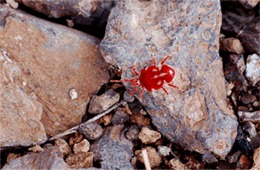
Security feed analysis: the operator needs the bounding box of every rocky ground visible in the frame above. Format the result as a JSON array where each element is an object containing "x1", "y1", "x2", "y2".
[{"x1": 0, "y1": 0, "x2": 259, "y2": 169}]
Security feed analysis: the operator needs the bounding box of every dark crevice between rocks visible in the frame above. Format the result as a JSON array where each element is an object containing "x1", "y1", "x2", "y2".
[{"x1": 16, "y1": 3, "x2": 108, "y2": 39}]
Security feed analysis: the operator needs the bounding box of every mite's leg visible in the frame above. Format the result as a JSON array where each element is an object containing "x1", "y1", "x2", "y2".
[
  {"x1": 110, "y1": 78, "x2": 137, "y2": 83},
  {"x1": 161, "y1": 86, "x2": 169, "y2": 95},
  {"x1": 139, "y1": 88, "x2": 144, "y2": 99},
  {"x1": 168, "y1": 83, "x2": 178, "y2": 89},
  {"x1": 132, "y1": 64, "x2": 139, "y2": 75},
  {"x1": 161, "y1": 55, "x2": 171, "y2": 65},
  {"x1": 129, "y1": 87, "x2": 139, "y2": 96}
]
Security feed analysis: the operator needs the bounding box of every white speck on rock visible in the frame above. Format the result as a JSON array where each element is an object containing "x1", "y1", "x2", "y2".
[
  {"x1": 22, "y1": 82, "x2": 27, "y2": 86},
  {"x1": 69, "y1": 89, "x2": 78, "y2": 100},
  {"x1": 246, "y1": 54, "x2": 260, "y2": 85}
]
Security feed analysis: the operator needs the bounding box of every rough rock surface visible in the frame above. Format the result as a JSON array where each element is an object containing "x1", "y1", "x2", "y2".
[
  {"x1": 91, "y1": 125, "x2": 134, "y2": 170},
  {"x1": 0, "y1": 5, "x2": 109, "y2": 141},
  {"x1": 100, "y1": 0, "x2": 238, "y2": 157},
  {"x1": 252, "y1": 147, "x2": 260, "y2": 170},
  {"x1": 2, "y1": 146, "x2": 70, "y2": 170},
  {"x1": 245, "y1": 54, "x2": 260, "y2": 85}
]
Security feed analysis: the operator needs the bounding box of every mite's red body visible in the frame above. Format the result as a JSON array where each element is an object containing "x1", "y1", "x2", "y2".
[{"x1": 112, "y1": 55, "x2": 178, "y2": 98}]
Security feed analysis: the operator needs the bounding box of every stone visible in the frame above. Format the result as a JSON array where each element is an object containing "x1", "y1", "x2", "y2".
[
  {"x1": 252, "y1": 147, "x2": 260, "y2": 170},
  {"x1": 245, "y1": 54, "x2": 260, "y2": 85},
  {"x1": 130, "y1": 112, "x2": 151, "y2": 127},
  {"x1": 135, "y1": 147, "x2": 162, "y2": 168},
  {"x1": 138, "y1": 127, "x2": 161, "y2": 144},
  {"x1": 100, "y1": 0, "x2": 238, "y2": 157},
  {"x1": 65, "y1": 152, "x2": 94, "y2": 169},
  {"x1": 112, "y1": 110, "x2": 129, "y2": 125},
  {"x1": 220, "y1": 38, "x2": 244, "y2": 54},
  {"x1": 126, "y1": 125, "x2": 140, "y2": 141},
  {"x1": 73, "y1": 139, "x2": 90, "y2": 154},
  {"x1": 0, "y1": 49, "x2": 47, "y2": 147},
  {"x1": 0, "y1": 5, "x2": 109, "y2": 139},
  {"x1": 2, "y1": 146, "x2": 70, "y2": 170},
  {"x1": 97, "y1": 114, "x2": 112, "y2": 126},
  {"x1": 238, "y1": 111, "x2": 260, "y2": 124},
  {"x1": 228, "y1": 151, "x2": 242, "y2": 164},
  {"x1": 78, "y1": 122, "x2": 103, "y2": 140},
  {"x1": 240, "y1": 94, "x2": 257, "y2": 104},
  {"x1": 15, "y1": 0, "x2": 115, "y2": 37},
  {"x1": 88, "y1": 89, "x2": 120, "y2": 114},
  {"x1": 91, "y1": 125, "x2": 134, "y2": 170},
  {"x1": 28, "y1": 145, "x2": 44, "y2": 153},
  {"x1": 201, "y1": 153, "x2": 218, "y2": 164},
  {"x1": 243, "y1": 122, "x2": 260, "y2": 149},
  {"x1": 236, "y1": 155, "x2": 252, "y2": 169},
  {"x1": 236, "y1": 126, "x2": 254, "y2": 156},
  {"x1": 69, "y1": 132, "x2": 84, "y2": 147},
  {"x1": 223, "y1": 54, "x2": 247, "y2": 93},
  {"x1": 158, "y1": 146, "x2": 171, "y2": 157},
  {"x1": 239, "y1": 0, "x2": 260, "y2": 9},
  {"x1": 54, "y1": 138, "x2": 72, "y2": 157},
  {"x1": 168, "y1": 158, "x2": 188, "y2": 170},
  {"x1": 238, "y1": 18, "x2": 260, "y2": 55}
]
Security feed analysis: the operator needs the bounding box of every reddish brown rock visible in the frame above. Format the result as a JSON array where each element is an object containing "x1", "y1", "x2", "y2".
[
  {"x1": 0, "y1": 5, "x2": 109, "y2": 143},
  {"x1": 236, "y1": 155, "x2": 252, "y2": 169},
  {"x1": 2, "y1": 146, "x2": 70, "y2": 170},
  {"x1": 73, "y1": 139, "x2": 90, "y2": 154},
  {"x1": 54, "y1": 138, "x2": 72, "y2": 157},
  {"x1": 135, "y1": 147, "x2": 162, "y2": 168},
  {"x1": 65, "y1": 152, "x2": 94, "y2": 169},
  {"x1": 220, "y1": 38, "x2": 244, "y2": 54},
  {"x1": 252, "y1": 147, "x2": 260, "y2": 170},
  {"x1": 100, "y1": 0, "x2": 238, "y2": 157},
  {"x1": 138, "y1": 127, "x2": 161, "y2": 144}
]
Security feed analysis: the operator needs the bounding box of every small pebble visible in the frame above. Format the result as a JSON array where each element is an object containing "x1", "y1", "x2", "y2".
[
  {"x1": 168, "y1": 158, "x2": 188, "y2": 170},
  {"x1": 69, "y1": 132, "x2": 84, "y2": 147},
  {"x1": 240, "y1": 94, "x2": 257, "y2": 104},
  {"x1": 245, "y1": 54, "x2": 260, "y2": 86},
  {"x1": 88, "y1": 89, "x2": 120, "y2": 114},
  {"x1": 158, "y1": 146, "x2": 171, "y2": 156},
  {"x1": 28, "y1": 145, "x2": 44, "y2": 153},
  {"x1": 54, "y1": 138, "x2": 72, "y2": 156},
  {"x1": 69, "y1": 89, "x2": 78, "y2": 100},
  {"x1": 66, "y1": 152, "x2": 94, "y2": 169},
  {"x1": 138, "y1": 127, "x2": 161, "y2": 144},
  {"x1": 97, "y1": 114, "x2": 112, "y2": 125},
  {"x1": 112, "y1": 110, "x2": 129, "y2": 125},
  {"x1": 238, "y1": 110, "x2": 260, "y2": 123},
  {"x1": 130, "y1": 112, "x2": 151, "y2": 126},
  {"x1": 220, "y1": 37, "x2": 244, "y2": 54},
  {"x1": 73, "y1": 139, "x2": 90, "y2": 154},
  {"x1": 78, "y1": 122, "x2": 103, "y2": 140},
  {"x1": 126, "y1": 125, "x2": 140, "y2": 141},
  {"x1": 135, "y1": 146, "x2": 162, "y2": 168}
]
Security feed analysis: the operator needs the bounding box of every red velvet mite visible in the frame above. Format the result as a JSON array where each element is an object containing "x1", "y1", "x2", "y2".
[{"x1": 111, "y1": 55, "x2": 178, "y2": 98}]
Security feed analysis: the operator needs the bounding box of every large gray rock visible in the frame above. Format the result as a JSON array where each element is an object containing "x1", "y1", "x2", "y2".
[
  {"x1": 100, "y1": 0, "x2": 238, "y2": 157},
  {"x1": 0, "y1": 5, "x2": 109, "y2": 147}
]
